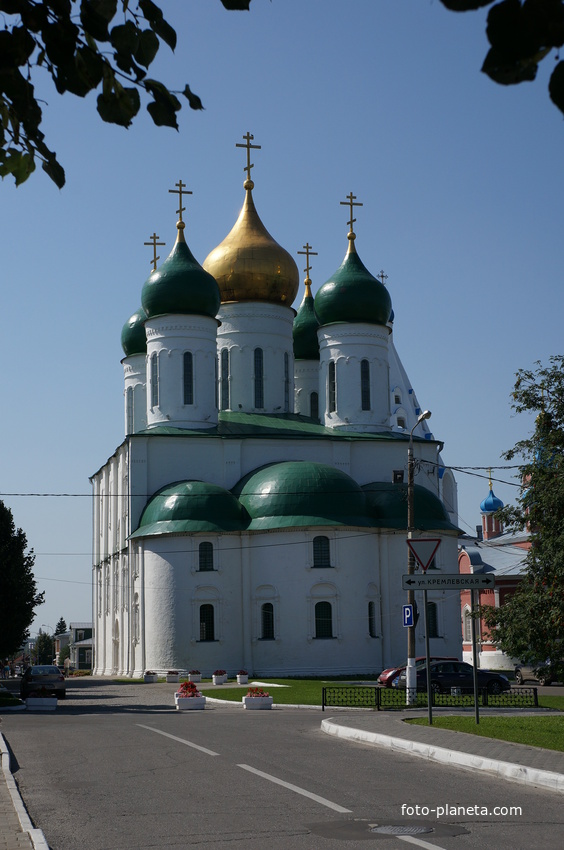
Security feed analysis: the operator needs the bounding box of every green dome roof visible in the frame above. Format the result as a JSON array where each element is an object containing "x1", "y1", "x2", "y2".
[
  {"x1": 131, "y1": 480, "x2": 248, "y2": 537},
  {"x1": 233, "y1": 461, "x2": 372, "y2": 530},
  {"x1": 141, "y1": 226, "x2": 221, "y2": 320},
  {"x1": 362, "y1": 482, "x2": 460, "y2": 532},
  {"x1": 314, "y1": 241, "x2": 392, "y2": 327},
  {"x1": 293, "y1": 284, "x2": 320, "y2": 360},
  {"x1": 121, "y1": 307, "x2": 147, "y2": 356}
]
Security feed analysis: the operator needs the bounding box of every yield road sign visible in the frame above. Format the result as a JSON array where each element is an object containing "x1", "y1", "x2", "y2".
[
  {"x1": 402, "y1": 573, "x2": 496, "y2": 591},
  {"x1": 407, "y1": 538, "x2": 441, "y2": 572}
]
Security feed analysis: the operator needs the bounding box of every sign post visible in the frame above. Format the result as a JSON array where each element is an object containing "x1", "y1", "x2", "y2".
[{"x1": 405, "y1": 538, "x2": 441, "y2": 724}]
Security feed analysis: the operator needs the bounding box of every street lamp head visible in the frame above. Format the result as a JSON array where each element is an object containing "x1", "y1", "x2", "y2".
[{"x1": 418, "y1": 410, "x2": 432, "y2": 424}]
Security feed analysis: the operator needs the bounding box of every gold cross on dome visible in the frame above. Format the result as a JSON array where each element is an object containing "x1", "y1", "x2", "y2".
[
  {"x1": 236, "y1": 131, "x2": 261, "y2": 185},
  {"x1": 377, "y1": 269, "x2": 388, "y2": 285},
  {"x1": 144, "y1": 232, "x2": 166, "y2": 271},
  {"x1": 168, "y1": 179, "x2": 192, "y2": 223},
  {"x1": 340, "y1": 191, "x2": 363, "y2": 235},
  {"x1": 297, "y1": 242, "x2": 318, "y2": 284}
]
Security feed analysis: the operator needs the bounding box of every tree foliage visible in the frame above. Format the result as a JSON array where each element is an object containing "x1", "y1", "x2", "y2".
[
  {"x1": 36, "y1": 630, "x2": 54, "y2": 663},
  {"x1": 0, "y1": 500, "x2": 44, "y2": 658},
  {"x1": 0, "y1": 0, "x2": 251, "y2": 188},
  {"x1": 441, "y1": 1, "x2": 564, "y2": 117},
  {"x1": 55, "y1": 616, "x2": 67, "y2": 634},
  {"x1": 482, "y1": 356, "x2": 564, "y2": 671}
]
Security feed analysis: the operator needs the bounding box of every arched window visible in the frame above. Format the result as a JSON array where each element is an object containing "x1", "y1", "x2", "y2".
[
  {"x1": 315, "y1": 601, "x2": 333, "y2": 638},
  {"x1": 368, "y1": 601, "x2": 377, "y2": 638},
  {"x1": 254, "y1": 348, "x2": 264, "y2": 408},
  {"x1": 150, "y1": 352, "x2": 158, "y2": 407},
  {"x1": 126, "y1": 387, "x2": 134, "y2": 434},
  {"x1": 328, "y1": 361, "x2": 336, "y2": 412},
  {"x1": 198, "y1": 542, "x2": 214, "y2": 571},
  {"x1": 261, "y1": 602, "x2": 274, "y2": 640},
  {"x1": 310, "y1": 391, "x2": 319, "y2": 422},
  {"x1": 463, "y1": 607, "x2": 473, "y2": 643},
  {"x1": 220, "y1": 348, "x2": 229, "y2": 410},
  {"x1": 284, "y1": 352, "x2": 290, "y2": 412},
  {"x1": 183, "y1": 352, "x2": 193, "y2": 405},
  {"x1": 313, "y1": 536, "x2": 331, "y2": 568},
  {"x1": 427, "y1": 601, "x2": 439, "y2": 638},
  {"x1": 199, "y1": 604, "x2": 215, "y2": 641},
  {"x1": 361, "y1": 359, "x2": 371, "y2": 410}
]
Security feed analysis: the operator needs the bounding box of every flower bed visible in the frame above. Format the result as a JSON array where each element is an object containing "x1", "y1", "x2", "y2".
[
  {"x1": 175, "y1": 680, "x2": 205, "y2": 710},
  {"x1": 242, "y1": 687, "x2": 273, "y2": 710}
]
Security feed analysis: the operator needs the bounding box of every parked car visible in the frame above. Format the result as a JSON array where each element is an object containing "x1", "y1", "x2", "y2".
[
  {"x1": 393, "y1": 660, "x2": 511, "y2": 695},
  {"x1": 377, "y1": 656, "x2": 458, "y2": 688},
  {"x1": 20, "y1": 665, "x2": 66, "y2": 699},
  {"x1": 514, "y1": 661, "x2": 561, "y2": 686}
]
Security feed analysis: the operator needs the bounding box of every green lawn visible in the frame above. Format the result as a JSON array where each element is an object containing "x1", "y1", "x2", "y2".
[
  {"x1": 199, "y1": 678, "x2": 327, "y2": 705},
  {"x1": 407, "y1": 713, "x2": 564, "y2": 752}
]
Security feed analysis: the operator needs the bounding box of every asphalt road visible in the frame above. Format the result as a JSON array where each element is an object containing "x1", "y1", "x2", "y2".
[{"x1": 1, "y1": 678, "x2": 563, "y2": 849}]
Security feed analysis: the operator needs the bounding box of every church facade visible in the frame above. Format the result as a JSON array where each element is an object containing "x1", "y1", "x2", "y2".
[{"x1": 91, "y1": 136, "x2": 461, "y2": 677}]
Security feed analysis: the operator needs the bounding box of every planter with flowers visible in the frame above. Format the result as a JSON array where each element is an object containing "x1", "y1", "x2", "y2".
[
  {"x1": 174, "y1": 680, "x2": 206, "y2": 710},
  {"x1": 242, "y1": 687, "x2": 273, "y2": 710},
  {"x1": 188, "y1": 670, "x2": 201, "y2": 683},
  {"x1": 212, "y1": 669, "x2": 227, "y2": 685},
  {"x1": 144, "y1": 671, "x2": 158, "y2": 683},
  {"x1": 166, "y1": 670, "x2": 180, "y2": 683},
  {"x1": 26, "y1": 687, "x2": 57, "y2": 710},
  {"x1": 236, "y1": 670, "x2": 249, "y2": 685}
]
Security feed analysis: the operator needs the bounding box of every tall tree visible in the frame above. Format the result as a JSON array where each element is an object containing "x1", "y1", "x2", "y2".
[
  {"x1": 441, "y1": 2, "x2": 564, "y2": 117},
  {"x1": 55, "y1": 617, "x2": 67, "y2": 634},
  {"x1": 0, "y1": 500, "x2": 44, "y2": 658},
  {"x1": 36, "y1": 630, "x2": 54, "y2": 664},
  {"x1": 482, "y1": 355, "x2": 564, "y2": 672},
  {"x1": 0, "y1": 0, "x2": 251, "y2": 188}
]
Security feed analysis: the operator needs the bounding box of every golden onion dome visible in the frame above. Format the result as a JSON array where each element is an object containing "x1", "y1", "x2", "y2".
[{"x1": 203, "y1": 184, "x2": 299, "y2": 305}]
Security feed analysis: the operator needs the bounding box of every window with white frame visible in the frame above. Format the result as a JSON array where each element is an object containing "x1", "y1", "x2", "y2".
[
  {"x1": 261, "y1": 602, "x2": 275, "y2": 640},
  {"x1": 183, "y1": 351, "x2": 193, "y2": 405},
  {"x1": 150, "y1": 352, "x2": 159, "y2": 407},
  {"x1": 198, "y1": 542, "x2": 214, "y2": 571},
  {"x1": 314, "y1": 601, "x2": 333, "y2": 638},
  {"x1": 199, "y1": 604, "x2": 215, "y2": 641},
  {"x1": 313, "y1": 535, "x2": 331, "y2": 567}
]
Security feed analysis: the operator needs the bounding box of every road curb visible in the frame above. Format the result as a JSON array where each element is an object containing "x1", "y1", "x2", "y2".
[
  {"x1": 1, "y1": 732, "x2": 50, "y2": 849},
  {"x1": 320, "y1": 718, "x2": 564, "y2": 794}
]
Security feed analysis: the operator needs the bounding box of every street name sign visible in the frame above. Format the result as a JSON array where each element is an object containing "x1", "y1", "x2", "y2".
[{"x1": 402, "y1": 573, "x2": 496, "y2": 591}]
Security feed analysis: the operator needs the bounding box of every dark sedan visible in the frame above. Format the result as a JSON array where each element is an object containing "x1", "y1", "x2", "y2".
[
  {"x1": 20, "y1": 665, "x2": 66, "y2": 699},
  {"x1": 393, "y1": 660, "x2": 511, "y2": 695}
]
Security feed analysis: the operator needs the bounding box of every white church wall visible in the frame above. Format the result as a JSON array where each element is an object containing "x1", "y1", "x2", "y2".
[
  {"x1": 122, "y1": 353, "x2": 147, "y2": 434},
  {"x1": 318, "y1": 322, "x2": 391, "y2": 432},
  {"x1": 145, "y1": 314, "x2": 218, "y2": 429},
  {"x1": 217, "y1": 303, "x2": 295, "y2": 414},
  {"x1": 294, "y1": 360, "x2": 320, "y2": 419}
]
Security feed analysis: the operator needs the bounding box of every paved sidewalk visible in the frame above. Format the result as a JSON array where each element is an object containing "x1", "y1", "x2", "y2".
[
  {"x1": 321, "y1": 709, "x2": 564, "y2": 794},
  {"x1": 0, "y1": 729, "x2": 48, "y2": 850}
]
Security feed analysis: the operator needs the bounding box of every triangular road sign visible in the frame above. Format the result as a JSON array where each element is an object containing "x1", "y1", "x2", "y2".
[{"x1": 407, "y1": 538, "x2": 441, "y2": 572}]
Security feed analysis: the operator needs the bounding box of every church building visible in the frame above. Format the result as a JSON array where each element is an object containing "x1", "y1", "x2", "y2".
[{"x1": 91, "y1": 134, "x2": 461, "y2": 677}]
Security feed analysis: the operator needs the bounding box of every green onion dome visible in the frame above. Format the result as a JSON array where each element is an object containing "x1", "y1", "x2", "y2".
[
  {"x1": 141, "y1": 224, "x2": 221, "y2": 320},
  {"x1": 314, "y1": 239, "x2": 392, "y2": 327},
  {"x1": 130, "y1": 480, "x2": 248, "y2": 537},
  {"x1": 362, "y1": 482, "x2": 460, "y2": 532},
  {"x1": 293, "y1": 282, "x2": 320, "y2": 360},
  {"x1": 121, "y1": 307, "x2": 147, "y2": 356},
  {"x1": 233, "y1": 461, "x2": 372, "y2": 530}
]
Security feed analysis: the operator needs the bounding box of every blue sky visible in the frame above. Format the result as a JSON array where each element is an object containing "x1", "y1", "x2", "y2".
[{"x1": 2, "y1": 0, "x2": 561, "y2": 637}]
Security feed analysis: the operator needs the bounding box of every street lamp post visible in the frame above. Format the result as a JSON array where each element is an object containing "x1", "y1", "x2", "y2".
[{"x1": 405, "y1": 410, "x2": 432, "y2": 706}]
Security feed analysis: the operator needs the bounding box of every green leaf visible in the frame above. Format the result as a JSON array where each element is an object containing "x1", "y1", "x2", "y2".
[
  {"x1": 146, "y1": 98, "x2": 178, "y2": 128},
  {"x1": 135, "y1": 29, "x2": 159, "y2": 68},
  {"x1": 41, "y1": 154, "x2": 65, "y2": 189},
  {"x1": 80, "y1": 0, "x2": 115, "y2": 43},
  {"x1": 549, "y1": 59, "x2": 564, "y2": 114},
  {"x1": 97, "y1": 84, "x2": 140, "y2": 126},
  {"x1": 482, "y1": 46, "x2": 538, "y2": 83},
  {"x1": 439, "y1": 1, "x2": 493, "y2": 10},
  {"x1": 110, "y1": 21, "x2": 140, "y2": 54},
  {"x1": 139, "y1": 0, "x2": 177, "y2": 50},
  {"x1": 220, "y1": 1, "x2": 252, "y2": 9},
  {"x1": 182, "y1": 84, "x2": 204, "y2": 111}
]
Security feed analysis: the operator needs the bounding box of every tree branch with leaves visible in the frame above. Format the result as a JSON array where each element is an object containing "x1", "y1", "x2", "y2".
[{"x1": 0, "y1": 0, "x2": 251, "y2": 188}]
